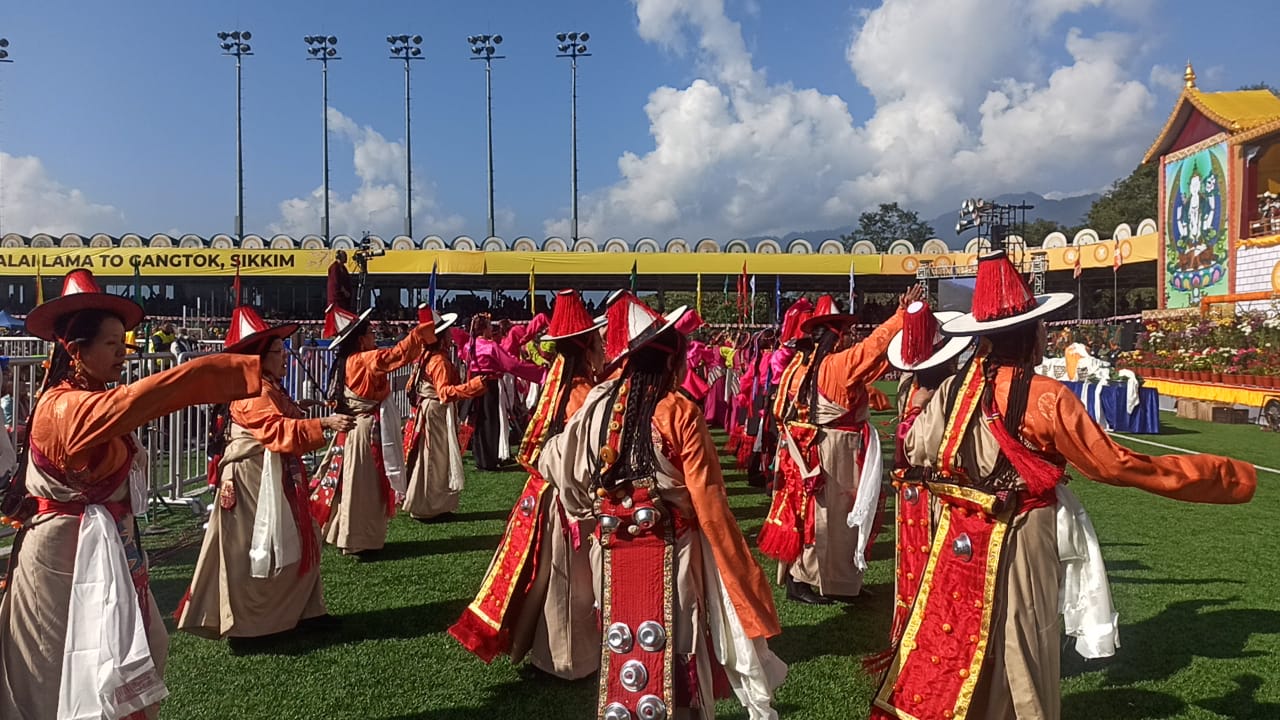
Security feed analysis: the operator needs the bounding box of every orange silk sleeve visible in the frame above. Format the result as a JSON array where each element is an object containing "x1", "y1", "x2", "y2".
[
  {"x1": 362, "y1": 323, "x2": 437, "y2": 375},
  {"x1": 838, "y1": 308, "x2": 903, "y2": 392},
  {"x1": 1020, "y1": 378, "x2": 1256, "y2": 504},
  {"x1": 565, "y1": 378, "x2": 594, "y2": 419},
  {"x1": 230, "y1": 386, "x2": 325, "y2": 455},
  {"x1": 668, "y1": 395, "x2": 782, "y2": 639},
  {"x1": 50, "y1": 354, "x2": 261, "y2": 461},
  {"x1": 426, "y1": 353, "x2": 485, "y2": 403}
]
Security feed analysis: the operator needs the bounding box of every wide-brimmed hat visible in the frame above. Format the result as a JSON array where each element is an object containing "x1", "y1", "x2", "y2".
[
  {"x1": 888, "y1": 303, "x2": 972, "y2": 371},
  {"x1": 26, "y1": 269, "x2": 145, "y2": 342},
  {"x1": 799, "y1": 294, "x2": 857, "y2": 333},
  {"x1": 417, "y1": 304, "x2": 458, "y2": 334},
  {"x1": 603, "y1": 293, "x2": 690, "y2": 369},
  {"x1": 545, "y1": 290, "x2": 605, "y2": 341},
  {"x1": 942, "y1": 250, "x2": 1073, "y2": 336},
  {"x1": 223, "y1": 305, "x2": 299, "y2": 355},
  {"x1": 323, "y1": 304, "x2": 374, "y2": 346}
]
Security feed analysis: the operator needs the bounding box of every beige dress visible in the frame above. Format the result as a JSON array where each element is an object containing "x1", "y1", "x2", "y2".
[
  {"x1": 403, "y1": 352, "x2": 484, "y2": 520},
  {"x1": 177, "y1": 382, "x2": 328, "y2": 638},
  {"x1": 324, "y1": 390, "x2": 393, "y2": 554}
]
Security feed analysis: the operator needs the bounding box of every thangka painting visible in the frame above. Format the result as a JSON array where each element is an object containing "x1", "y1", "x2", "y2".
[{"x1": 1163, "y1": 142, "x2": 1229, "y2": 308}]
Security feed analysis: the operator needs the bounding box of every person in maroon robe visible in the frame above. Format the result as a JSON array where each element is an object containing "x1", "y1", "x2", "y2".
[{"x1": 327, "y1": 251, "x2": 354, "y2": 311}]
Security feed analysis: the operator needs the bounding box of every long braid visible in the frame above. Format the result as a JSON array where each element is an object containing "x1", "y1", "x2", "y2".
[
  {"x1": 599, "y1": 332, "x2": 684, "y2": 490},
  {"x1": 326, "y1": 328, "x2": 364, "y2": 414},
  {"x1": 798, "y1": 328, "x2": 840, "y2": 412},
  {"x1": 548, "y1": 341, "x2": 583, "y2": 436}
]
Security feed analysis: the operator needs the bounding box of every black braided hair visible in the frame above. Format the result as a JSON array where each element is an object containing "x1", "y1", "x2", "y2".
[
  {"x1": 548, "y1": 336, "x2": 591, "y2": 436},
  {"x1": 977, "y1": 324, "x2": 1041, "y2": 481},
  {"x1": 1, "y1": 309, "x2": 119, "y2": 518},
  {"x1": 797, "y1": 326, "x2": 841, "y2": 412},
  {"x1": 599, "y1": 329, "x2": 686, "y2": 490},
  {"x1": 326, "y1": 321, "x2": 369, "y2": 415}
]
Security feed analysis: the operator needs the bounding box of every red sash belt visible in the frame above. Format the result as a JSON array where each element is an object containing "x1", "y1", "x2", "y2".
[{"x1": 35, "y1": 497, "x2": 130, "y2": 521}]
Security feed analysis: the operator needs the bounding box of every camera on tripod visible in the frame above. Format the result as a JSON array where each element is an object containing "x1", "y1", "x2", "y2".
[{"x1": 352, "y1": 232, "x2": 386, "y2": 267}]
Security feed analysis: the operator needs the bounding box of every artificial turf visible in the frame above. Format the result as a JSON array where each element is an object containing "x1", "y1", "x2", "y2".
[{"x1": 148, "y1": 391, "x2": 1278, "y2": 719}]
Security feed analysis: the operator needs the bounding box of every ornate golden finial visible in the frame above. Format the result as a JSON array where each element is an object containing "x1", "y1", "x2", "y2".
[{"x1": 1184, "y1": 60, "x2": 1197, "y2": 89}]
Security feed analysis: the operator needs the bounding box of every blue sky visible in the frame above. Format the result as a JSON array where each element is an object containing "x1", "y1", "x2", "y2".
[{"x1": 0, "y1": 0, "x2": 1277, "y2": 242}]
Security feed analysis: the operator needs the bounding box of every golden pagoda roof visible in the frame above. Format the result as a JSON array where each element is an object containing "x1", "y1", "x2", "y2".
[{"x1": 1143, "y1": 63, "x2": 1280, "y2": 162}]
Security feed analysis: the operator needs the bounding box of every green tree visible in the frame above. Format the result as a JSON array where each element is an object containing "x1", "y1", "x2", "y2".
[
  {"x1": 1239, "y1": 82, "x2": 1280, "y2": 97},
  {"x1": 1085, "y1": 162, "x2": 1158, "y2": 233},
  {"x1": 841, "y1": 202, "x2": 936, "y2": 252}
]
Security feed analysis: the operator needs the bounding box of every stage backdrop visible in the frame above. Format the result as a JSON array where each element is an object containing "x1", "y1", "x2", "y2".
[{"x1": 1163, "y1": 140, "x2": 1229, "y2": 308}]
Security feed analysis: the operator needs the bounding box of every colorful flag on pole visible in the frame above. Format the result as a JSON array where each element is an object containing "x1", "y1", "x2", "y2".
[
  {"x1": 696, "y1": 273, "x2": 703, "y2": 316},
  {"x1": 749, "y1": 275, "x2": 756, "y2": 324},
  {"x1": 133, "y1": 260, "x2": 144, "y2": 311},
  {"x1": 1073, "y1": 250, "x2": 1082, "y2": 280},
  {"x1": 34, "y1": 262, "x2": 44, "y2": 305},
  {"x1": 528, "y1": 263, "x2": 536, "y2": 314},
  {"x1": 428, "y1": 260, "x2": 438, "y2": 309},
  {"x1": 232, "y1": 264, "x2": 242, "y2": 306},
  {"x1": 774, "y1": 275, "x2": 782, "y2": 325},
  {"x1": 1113, "y1": 241, "x2": 1122, "y2": 272},
  {"x1": 630, "y1": 261, "x2": 638, "y2": 291},
  {"x1": 848, "y1": 260, "x2": 856, "y2": 311}
]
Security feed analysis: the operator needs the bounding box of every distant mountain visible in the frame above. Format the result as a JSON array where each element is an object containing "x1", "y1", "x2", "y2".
[{"x1": 750, "y1": 191, "x2": 1099, "y2": 250}]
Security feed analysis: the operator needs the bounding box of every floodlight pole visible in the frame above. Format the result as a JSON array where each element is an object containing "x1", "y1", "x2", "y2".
[
  {"x1": 555, "y1": 32, "x2": 591, "y2": 243},
  {"x1": 469, "y1": 34, "x2": 504, "y2": 239},
  {"x1": 389, "y1": 35, "x2": 424, "y2": 238},
  {"x1": 218, "y1": 31, "x2": 251, "y2": 242}
]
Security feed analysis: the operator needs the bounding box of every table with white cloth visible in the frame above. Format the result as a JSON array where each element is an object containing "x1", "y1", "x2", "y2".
[{"x1": 1062, "y1": 379, "x2": 1160, "y2": 434}]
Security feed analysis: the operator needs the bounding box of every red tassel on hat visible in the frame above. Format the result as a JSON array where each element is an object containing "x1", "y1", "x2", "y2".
[
  {"x1": 547, "y1": 289, "x2": 596, "y2": 338},
  {"x1": 972, "y1": 251, "x2": 1037, "y2": 322},
  {"x1": 900, "y1": 301, "x2": 938, "y2": 367}
]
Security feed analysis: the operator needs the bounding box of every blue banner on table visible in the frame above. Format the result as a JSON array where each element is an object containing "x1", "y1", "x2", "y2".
[{"x1": 1063, "y1": 380, "x2": 1160, "y2": 434}]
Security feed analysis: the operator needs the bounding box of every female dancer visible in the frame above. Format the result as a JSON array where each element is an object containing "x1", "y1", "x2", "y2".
[
  {"x1": 402, "y1": 308, "x2": 484, "y2": 521},
  {"x1": 0, "y1": 269, "x2": 262, "y2": 719},
  {"x1": 313, "y1": 305, "x2": 435, "y2": 556},
  {"x1": 539, "y1": 294, "x2": 786, "y2": 719},
  {"x1": 177, "y1": 306, "x2": 355, "y2": 640}
]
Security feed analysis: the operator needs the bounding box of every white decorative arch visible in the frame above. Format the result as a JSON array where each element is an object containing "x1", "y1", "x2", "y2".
[
  {"x1": 574, "y1": 238, "x2": 598, "y2": 252},
  {"x1": 887, "y1": 240, "x2": 915, "y2": 255},
  {"x1": 422, "y1": 235, "x2": 446, "y2": 250},
  {"x1": 818, "y1": 239, "x2": 845, "y2": 254},
  {"x1": 300, "y1": 236, "x2": 326, "y2": 250},
  {"x1": 241, "y1": 234, "x2": 266, "y2": 249},
  {"x1": 920, "y1": 238, "x2": 949, "y2": 255},
  {"x1": 513, "y1": 237, "x2": 539, "y2": 252},
  {"x1": 59, "y1": 233, "x2": 85, "y2": 248},
  {"x1": 1136, "y1": 218, "x2": 1157, "y2": 236},
  {"x1": 964, "y1": 237, "x2": 991, "y2": 255},
  {"x1": 755, "y1": 238, "x2": 781, "y2": 254},
  {"x1": 1042, "y1": 232, "x2": 1068, "y2": 249},
  {"x1": 1112, "y1": 223, "x2": 1132, "y2": 241},
  {"x1": 543, "y1": 236, "x2": 568, "y2": 252},
  {"x1": 178, "y1": 234, "x2": 204, "y2": 248},
  {"x1": 635, "y1": 238, "x2": 661, "y2": 253},
  {"x1": 850, "y1": 240, "x2": 877, "y2": 255},
  {"x1": 603, "y1": 238, "x2": 629, "y2": 253},
  {"x1": 482, "y1": 236, "x2": 507, "y2": 252},
  {"x1": 268, "y1": 234, "x2": 295, "y2": 249},
  {"x1": 209, "y1": 234, "x2": 235, "y2": 249},
  {"x1": 119, "y1": 233, "x2": 144, "y2": 248},
  {"x1": 148, "y1": 233, "x2": 174, "y2": 248},
  {"x1": 89, "y1": 233, "x2": 115, "y2": 248},
  {"x1": 787, "y1": 238, "x2": 814, "y2": 254},
  {"x1": 392, "y1": 236, "x2": 416, "y2": 251},
  {"x1": 1, "y1": 233, "x2": 25, "y2": 248},
  {"x1": 696, "y1": 238, "x2": 718, "y2": 253},
  {"x1": 1073, "y1": 228, "x2": 1100, "y2": 245},
  {"x1": 724, "y1": 239, "x2": 749, "y2": 253},
  {"x1": 666, "y1": 238, "x2": 690, "y2": 253},
  {"x1": 453, "y1": 235, "x2": 478, "y2": 251}
]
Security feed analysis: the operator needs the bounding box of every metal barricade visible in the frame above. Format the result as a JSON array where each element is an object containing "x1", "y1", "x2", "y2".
[{"x1": 0, "y1": 336, "x2": 48, "y2": 359}]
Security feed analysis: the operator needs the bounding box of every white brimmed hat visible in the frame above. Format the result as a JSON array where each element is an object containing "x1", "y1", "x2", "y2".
[
  {"x1": 941, "y1": 250, "x2": 1073, "y2": 336},
  {"x1": 888, "y1": 304, "x2": 971, "y2": 371}
]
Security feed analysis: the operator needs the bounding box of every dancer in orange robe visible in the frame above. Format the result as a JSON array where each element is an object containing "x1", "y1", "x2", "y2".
[{"x1": 0, "y1": 270, "x2": 262, "y2": 720}]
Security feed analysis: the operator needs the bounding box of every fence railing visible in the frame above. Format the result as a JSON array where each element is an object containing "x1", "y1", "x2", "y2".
[{"x1": 1, "y1": 345, "x2": 416, "y2": 541}]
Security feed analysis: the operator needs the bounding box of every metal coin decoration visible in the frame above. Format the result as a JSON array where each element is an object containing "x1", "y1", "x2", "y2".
[
  {"x1": 903, "y1": 485, "x2": 920, "y2": 504},
  {"x1": 952, "y1": 532, "x2": 973, "y2": 561},
  {"x1": 603, "y1": 702, "x2": 632, "y2": 720},
  {"x1": 518, "y1": 495, "x2": 536, "y2": 516},
  {"x1": 635, "y1": 695, "x2": 668, "y2": 720},
  {"x1": 606, "y1": 622, "x2": 633, "y2": 654},
  {"x1": 636, "y1": 621, "x2": 667, "y2": 652},
  {"x1": 619, "y1": 660, "x2": 649, "y2": 692}
]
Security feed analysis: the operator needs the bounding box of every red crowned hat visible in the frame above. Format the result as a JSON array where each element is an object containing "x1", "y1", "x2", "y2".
[
  {"x1": 888, "y1": 302, "x2": 972, "y2": 371},
  {"x1": 604, "y1": 294, "x2": 689, "y2": 369},
  {"x1": 673, "y1": 308, "x2": 705, "y2": 336},
  {"x1": 323, "y1": 304, "x2": 373, "y2": 346},
  {"x1": 545, "y1": 289, "x2": 604, "y2": 341},
  {"x1": 779, "y1": 297, "x2": 815, "y2": 345},
  {"x1": 941, "y1": 250, "x2": 1073, "y2": 336},
  {"x1": 223, "y1": 305, "x2": 299, "y2": 355},
  {"x1": 799, "y1": 294, "x2": 856, "y2": 333},
  {"x1": 417, "y1": 304, "x2": 458, "y2": 333},
  {"x1": 26, "y1": 269, "x2": 145, "y2": 342}
]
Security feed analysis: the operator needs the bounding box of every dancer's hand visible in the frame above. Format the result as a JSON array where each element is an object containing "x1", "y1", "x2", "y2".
[
  {"x1": 899, "y1": 284, "x2": 926, "y2": 309},
  {"x1": 322, "y1": 414, "x2": 356, "y2": 432}
]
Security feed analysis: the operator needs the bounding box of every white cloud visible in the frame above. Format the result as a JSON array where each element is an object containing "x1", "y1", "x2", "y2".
[
  {"x1": 270, "y1": 107, "x2": 464, "y2": 239},
  {"x1": 550, "y1": 0, "x2": 1159, "y2": 240},
  {"x1": 0, "y1": 152, "x2": 125, "y2": 236}
]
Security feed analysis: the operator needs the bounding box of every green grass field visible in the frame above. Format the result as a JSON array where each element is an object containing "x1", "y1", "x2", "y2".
[{"x1": 148, "y1": 391, "x2": 1279, "y2": 719}]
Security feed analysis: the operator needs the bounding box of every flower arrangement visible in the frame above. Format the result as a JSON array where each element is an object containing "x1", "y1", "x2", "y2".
[{"x1": 1126, "y1": 305, "x2": 1280, "y2": 385}]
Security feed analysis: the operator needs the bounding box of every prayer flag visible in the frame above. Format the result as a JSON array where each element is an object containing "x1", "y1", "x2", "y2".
[
  {"x1": 848, "y1": 260, "x2": 856, "y2": 311},
  {"x1": 428, "y1": 260, "x2": 438, "y2": 309},
  {"x1": 1073, "y1": 251, "x2": 1082, "y2": 280},
  {"x1": 696, "y1": 273, "x2": 703, "y2": 316},
  {"x1": 35, "y1": 262, "x2": 44, "y2": 305},
  {"x1": 528, "y1": 264, "x2": 536, "y2": 314},
  {"x1": 630, "y1": 260, "x2": 638, "y2": 291},
  {"x1": 232, "y1": 264, "x2": 242, "y2": 306},
  {"x1": 1113, "y1": 242, "x2": 1122, "y2": 272},
  {"x1": 774, "y1": 275, "x2": 782, "y2": 325}
]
